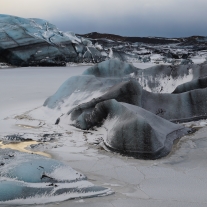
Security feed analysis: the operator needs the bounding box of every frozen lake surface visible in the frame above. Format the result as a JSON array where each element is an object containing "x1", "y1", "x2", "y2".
[
  {"x1": 0, "y1": 65, "x2": 207, "y2": 206},
  {"x1": 0, "y1": 66, "x2": 88, "y2": 111}
]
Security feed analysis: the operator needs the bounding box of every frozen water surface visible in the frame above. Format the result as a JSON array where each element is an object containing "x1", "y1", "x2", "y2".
[{"x1": 0, "y1": 65, "x2": 207, "y2": 206}]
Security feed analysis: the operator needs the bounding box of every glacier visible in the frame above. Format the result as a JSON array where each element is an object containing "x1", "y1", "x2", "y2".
[
  {"x1": 0, "y1": 14, "x2": 104, "y2": 66},
  {"x1": 1, "y1": 14, "x2": 207, "y2": 67}
]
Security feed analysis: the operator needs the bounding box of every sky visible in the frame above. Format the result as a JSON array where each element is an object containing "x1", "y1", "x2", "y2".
[{"x1": 1, "y1": 0, "x2": 207, "y2": 37}]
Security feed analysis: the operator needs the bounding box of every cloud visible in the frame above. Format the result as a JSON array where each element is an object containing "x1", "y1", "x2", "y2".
[{"x1": 1, "y1": 0, "x2": 207, "y2": 37}]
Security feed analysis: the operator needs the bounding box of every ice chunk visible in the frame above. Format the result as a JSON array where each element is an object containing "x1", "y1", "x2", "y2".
[
  {"x1": 69, "y1": 99, "x2": 190, "y2": 159},
  {"x1": 0, "y1": 149, "x2": 112, "y2": 204},
  {"x1": 83, "y1": 59, "x2": 139, "y2": 77},
  {"x1": 172, "y1": 76, "x2": 207, "y2": 93},
  {"x1": 69, "y1": 78, "x2": 207, "y2": 123}
]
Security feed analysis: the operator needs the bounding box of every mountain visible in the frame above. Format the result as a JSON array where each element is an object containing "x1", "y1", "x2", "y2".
[
  {"x1": 79, "y1": 32, "x2": 207, "y2": 46},
  {"x1": 79, "y1": 32, "x2": 180, "y2": 44}
]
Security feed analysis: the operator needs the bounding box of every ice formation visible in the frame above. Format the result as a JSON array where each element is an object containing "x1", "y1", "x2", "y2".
[
  {"x1": 83, "y1": 58, "x2": 138, "y2": 77},
  {"x1": 0, "y1": 149, "x2": 111, "y2": 204},
  {"x1": 70, "y1": 99, "x2": 189, "y2": 159},
  {"x1": 68, "y1": 78, "x2": 207, "y2": 122},
  {"x1": 0, "y1": 14, "x2": 105, "y2": 66},
  {"x1": 42, "y1": 59, "x2": 207, "y2": 159},
  {"x1": 1, "y1": 14, "x2": 207, "y2": 67},
  {"x1": 172, "y1": 76, "x2": 207, "y2": 93}
]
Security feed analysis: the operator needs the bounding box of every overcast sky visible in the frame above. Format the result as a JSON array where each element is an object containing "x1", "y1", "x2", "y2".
[{"x1": 1, "y1": 0, "x2": 207, "y2": 37}]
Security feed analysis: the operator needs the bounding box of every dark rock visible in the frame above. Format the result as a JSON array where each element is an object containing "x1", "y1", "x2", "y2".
[
  {"x1": 55, "y1": 118, "x2": 60, "y2": 125},
  {"x1": 4, "y1": 134, "x2": 32, "y2": 142}
]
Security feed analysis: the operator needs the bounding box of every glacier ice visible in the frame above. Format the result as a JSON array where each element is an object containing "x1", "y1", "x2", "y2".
[
  {"x1": 69, "y1": 99, "x2": 189, "y2": 159},
  {"x1": 172, "y1": 76, "x2": 207, "y2": 93},
  {"x1": 0, "y1": 14, "x2": 101, "y2": 66},
  {"x1": 83, "y1": 58, "x2": 139, "y2": 77},
  {"x1": 43, "y1": 59, "x2": 207, "y2": 159},
  {"x1": 0, "y1": 149, "x2": 111, "y2": 203},
  {"x1": 69, "y1": 78, "x2": 207, "y2": 122},
  {"x1": 1, "y1": 14, "x2": 206, "y2": 67}
]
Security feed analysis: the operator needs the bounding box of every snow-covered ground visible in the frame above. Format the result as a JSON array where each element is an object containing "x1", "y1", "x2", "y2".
[
  {"x1": 0, "y1": 62, "x2": 10, "y2": 69},
  {"x1": 1, "y1": 65, "x2": 207, "y2": 206},
  {"x1": 132, "y1": 62, "x2": 159, "y2": 69}
]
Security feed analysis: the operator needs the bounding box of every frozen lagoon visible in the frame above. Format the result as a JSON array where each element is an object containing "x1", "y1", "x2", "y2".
[{"x1": 0, "y1": 64, "x2": 207, "y2": 206}]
